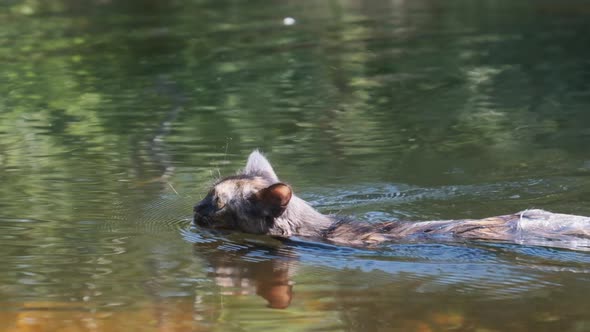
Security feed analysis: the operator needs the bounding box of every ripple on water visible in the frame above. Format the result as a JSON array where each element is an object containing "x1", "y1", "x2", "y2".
[
  {"x1": 100, "y1": 194, "x2": 194, "y2": 234},
  {"x1": 270, "y1": 237, "x2": 590, "y2": 301},
  {"x1": 308, "y1": 177, "x2": 589, "y2": 219},
  {"x1": 481, "y1": 242, "x2": 590, "y2": 270}
]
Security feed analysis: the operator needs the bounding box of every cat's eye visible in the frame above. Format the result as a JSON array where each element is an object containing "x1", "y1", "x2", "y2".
[{"x1": 214, "y1": 196, "x2": 226, "y2": 210}]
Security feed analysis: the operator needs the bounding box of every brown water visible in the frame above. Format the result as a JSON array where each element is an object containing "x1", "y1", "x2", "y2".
[{"x1": 1, "y1": 0, "x2": 590, "y2": 331}]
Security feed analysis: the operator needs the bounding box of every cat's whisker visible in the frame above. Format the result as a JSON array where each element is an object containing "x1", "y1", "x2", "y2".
[{"x1": 167, "y1": 182, "x2": 180, "y2": 196}]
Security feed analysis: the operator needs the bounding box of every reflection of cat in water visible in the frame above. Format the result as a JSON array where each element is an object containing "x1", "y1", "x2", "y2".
[
  {"x1": 194, "y1": 150, "x2": 590, "y2": 250},
  {"x1": 196, "y1": 243, "x2": 295, "y2": 309}
]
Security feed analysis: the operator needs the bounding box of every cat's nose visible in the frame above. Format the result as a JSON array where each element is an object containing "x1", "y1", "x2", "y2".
[
  {"x1": 194, "y1": 201, "x2": 212, "y2": 216},
  {"x1": 193, "y1": 203, "x2": 203, "y2": 215}
]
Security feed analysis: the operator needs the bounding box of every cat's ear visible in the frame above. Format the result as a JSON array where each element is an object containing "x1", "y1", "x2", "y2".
[
  {"x1": 243, "y1": 150, "x2": 279, "y2": 181},
  {"x1": 255, "y1": 183, "x2": 292, "y2": 218}
]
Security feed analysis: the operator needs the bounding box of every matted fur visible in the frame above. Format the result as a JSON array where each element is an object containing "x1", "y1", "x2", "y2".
[{"x1": 194, "y1": 151, "x2": 590, "y2": 250}]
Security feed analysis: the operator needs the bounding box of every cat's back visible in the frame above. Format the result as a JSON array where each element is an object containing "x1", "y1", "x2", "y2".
[{"x1": 324, "y1": 209, "x2": 590, "y2": 249}]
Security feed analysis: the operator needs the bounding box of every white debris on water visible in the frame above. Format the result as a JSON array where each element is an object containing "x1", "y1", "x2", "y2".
[{"x1": 283, "y1": 17, "x2": 296, "y2": 26}]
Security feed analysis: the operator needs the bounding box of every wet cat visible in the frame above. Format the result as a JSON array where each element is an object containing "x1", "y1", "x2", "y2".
[{"x1": 193, "y1": 150, "x2": 590, "y2": 249}]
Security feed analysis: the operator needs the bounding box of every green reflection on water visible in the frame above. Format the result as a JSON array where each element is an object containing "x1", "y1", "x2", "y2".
[{"x1": 1, "y1": 0, "x2": 590, "y2": 331}]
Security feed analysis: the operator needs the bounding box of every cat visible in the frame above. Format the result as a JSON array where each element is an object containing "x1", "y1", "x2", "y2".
[{"x1": 193, "y1": 150, "x2": 590, "y2": 249}]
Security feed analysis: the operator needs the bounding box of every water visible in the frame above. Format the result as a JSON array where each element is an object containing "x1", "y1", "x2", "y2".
[{"x1": 1, "y1": 0, "x2": 590, "y2": 331}]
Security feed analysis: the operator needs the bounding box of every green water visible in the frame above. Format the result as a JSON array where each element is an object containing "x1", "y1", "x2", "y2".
[{"x1": 1, "y1": 0, "x2": 590, "y2": 331}]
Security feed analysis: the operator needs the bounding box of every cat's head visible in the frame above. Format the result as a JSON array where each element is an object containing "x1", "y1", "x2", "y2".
[{"x1": 193, "y1": 150, "x2": 292, "y2": 234}]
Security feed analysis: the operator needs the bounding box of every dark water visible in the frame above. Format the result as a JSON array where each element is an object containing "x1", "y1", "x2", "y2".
[{"x1": 1, "y1": 0, "x2": 590, "y2": 331}]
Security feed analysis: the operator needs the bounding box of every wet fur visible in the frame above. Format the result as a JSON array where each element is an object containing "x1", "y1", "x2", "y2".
[{"x1": 194, "y1": 150, "x2": 590, "y2": 250}]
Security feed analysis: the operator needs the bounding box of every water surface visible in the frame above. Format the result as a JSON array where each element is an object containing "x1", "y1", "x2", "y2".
[{"x1": 1, "y1": 0, "x2": 590, "y2": 331}]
